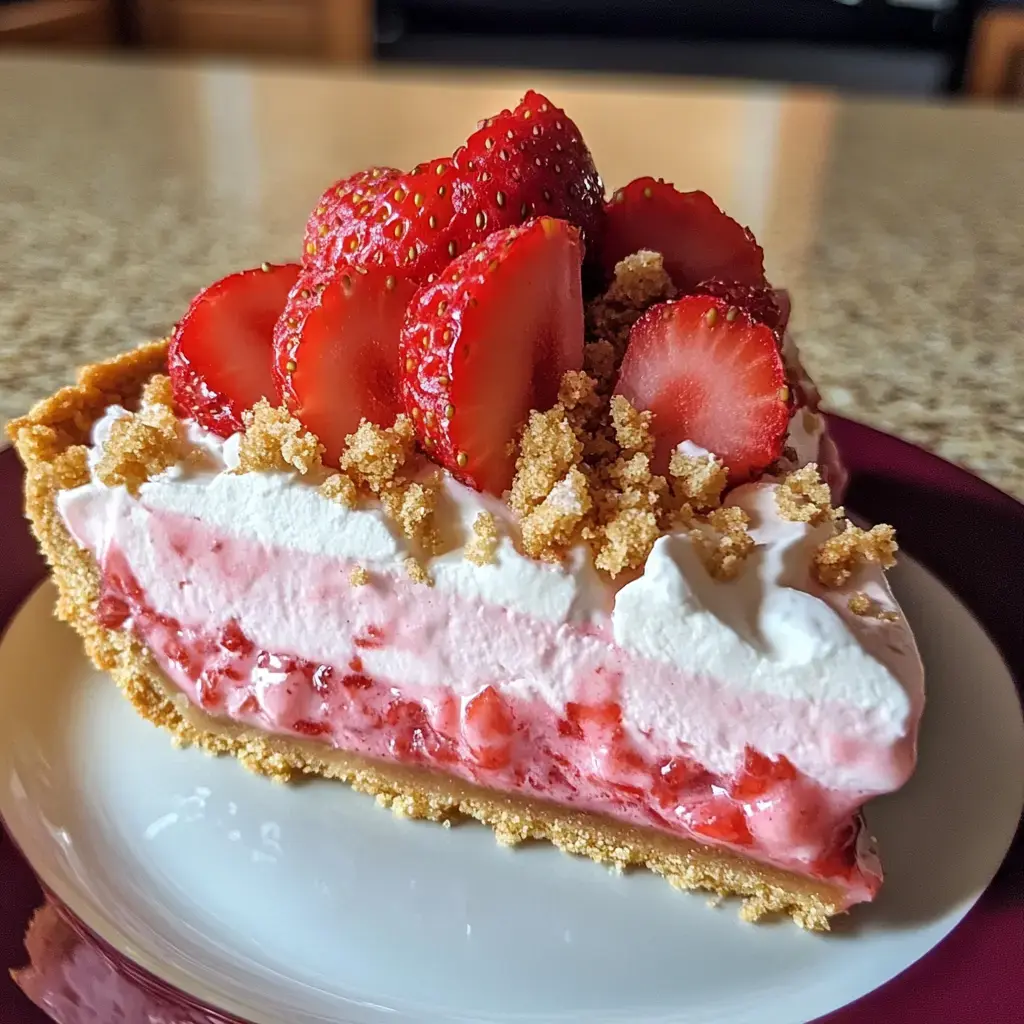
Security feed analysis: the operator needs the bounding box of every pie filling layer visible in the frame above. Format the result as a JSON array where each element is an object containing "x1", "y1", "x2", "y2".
[{"x1": 57, "y1": 405, "x2": 924, "y2": 910}]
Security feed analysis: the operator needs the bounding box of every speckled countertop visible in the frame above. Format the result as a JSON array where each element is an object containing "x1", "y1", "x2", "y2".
[{"x1": 1, "y1": 56, "x2": 1022, "y2": 497}]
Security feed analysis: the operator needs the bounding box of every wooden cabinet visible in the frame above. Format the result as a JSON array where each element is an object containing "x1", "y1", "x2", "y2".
[
  {"x1": 0, "y1": 1, "x2": 114, "y2": 47},
  {"x1": 137, "y1": 0, "x2": 371, "y2": 62}
]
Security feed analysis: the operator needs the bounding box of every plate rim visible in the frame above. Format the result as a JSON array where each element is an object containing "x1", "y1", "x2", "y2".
[{"x1": 1, "y1": 416, "x2": 1022, "y2": 1024}]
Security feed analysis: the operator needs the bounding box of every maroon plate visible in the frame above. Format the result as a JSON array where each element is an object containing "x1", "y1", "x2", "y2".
[{"x1": 2, "y1": 417, "x2": 1022, "y2": 1024}]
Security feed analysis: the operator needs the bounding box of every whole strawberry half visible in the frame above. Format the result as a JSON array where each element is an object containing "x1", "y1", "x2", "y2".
[
  {"x1": 400, "y1": 217, "x2": 584, "y2": 495},
  {"x1": 303, "y1": 166, "x2": 401, "y2": 271},
  {"x1": 274, "y1": 264, "x2": 417, "y2": 466},
  {"x1": 614, "y1": 295, "x2": 789, "y2": 482},
  {"x1": 168, "y1": 262, "x2": 299, "y2": 437},
  {"x1": 600, "y1": 177, "x2": 765, "y2": 293},
  {"x1": 305, "y1": 91, "x2": 603, "y2": 285}
]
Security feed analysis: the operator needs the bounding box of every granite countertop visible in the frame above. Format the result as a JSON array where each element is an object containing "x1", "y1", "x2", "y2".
[{"x1": 1, "y1": 55, "x2": 1021, "y2": 498}]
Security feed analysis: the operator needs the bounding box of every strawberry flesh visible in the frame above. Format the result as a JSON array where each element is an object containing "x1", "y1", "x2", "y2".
[
  {"x1": 400, "y1": 217, "x2": 584, "y2": 494},
  {"x1": 463, "y1": 686, "x2": 515, "y2": 770},
  {"x1": 600, "y1": 177, "x2": 765, "y2": 292},
  {"x1": 274, "y1": 264, "x2": 417, "y2": 466},
  {"x1": 614, "y1": 294, "x2": 789, "y2": 481},
  {"x1": 168, "y1": 263, "x2": 299, "y2": 437}
]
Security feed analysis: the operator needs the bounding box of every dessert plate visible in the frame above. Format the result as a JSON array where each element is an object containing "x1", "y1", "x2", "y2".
[{"x1": 2, "y1": 418, "x2": 1023, "y2": 1024}]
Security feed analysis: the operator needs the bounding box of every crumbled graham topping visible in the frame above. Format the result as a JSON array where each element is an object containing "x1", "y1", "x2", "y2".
[
  {"x1": 585, "y1": 251, "x2": 676, "y2": 375},
  {"x1": 689, "y1": 507, "x2": 756, "y2": 581},
  {"x1": 94, "y1": 375, "x2": 184, "y2": 494},
  {"x1": 775, "y1": 464, "x2": 833, "y2": 525},
  {"x1": 508, "y1": 406, "x2": 583, "y2": 517},
  {"x1": 464, "y1": 511, "x2": 499, "y2": 566},
  {"x1": 669, "y1": 450, "x2": 728, "y2": 510},
  {"x1": 381, "y1": 478, "x2": 440, "y2": 553},
  {"x1": 235, "y1": 400, "x2": 323, "y2": 475},
  {"x1": 815, "y1": 523, "x2": 897, "y2": 588},
  {"x1": 593, "y1": 507, "x2": 660, "y2": 577},
  {"x1": 340, "y1": 416, "x2": 415, "y2": 494},
  {"x1": 404, "y1": 555, "x2": 432, "y2": 586},
  {"x1": 521, "y1": 467, "x2": 592, "y2": 561},
  {"x1": 319, "y1": 471, "x2": 358, "y2": 507},
  {"x1": 610, "y1": 395, "x2": 655, "y2": 455},
  {"x1": 348, "y1": 565, "x2": 370, "y2": 587},
  {"x1": 848, "y1": 592, "x2": 901, "y2": 622}
]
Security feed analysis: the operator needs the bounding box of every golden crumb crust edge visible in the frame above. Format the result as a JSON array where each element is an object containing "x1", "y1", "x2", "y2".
[{"x1": 8, "y1": 342, "x2": 846, "y2": 931}]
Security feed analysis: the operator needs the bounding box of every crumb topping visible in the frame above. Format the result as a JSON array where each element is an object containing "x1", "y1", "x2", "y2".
[
  {"x1": 319, "y1": 471, "x2": 358, "y2": 507},
  {"x1": 464, "y1": 511, "x2": 499, "y2": 566},
  {"x1": 235, "y1": 400, "x2": 323, "y2": 475},
  {"x1": 348, "y1": 565, "x2": 370, "y2": 587},
  {"x1": 815, "y1": 523, "x2": 897, "y2": 588},
  {"x1": 585, "y1": 251, "x2": 676, "y2": 373},
  {"x1": 689, "y1": 507, "x2": 756, "y2": 581},
  {"x1": 381, "y1": 478, "x2": 441, "y2": 552},
  {"x1": 404, "y1": 555, "x2": 432, "y2": 586},
  {"x1": 340, "y1": 416, "x2": 415, "y2": 494},
  {"x1": 669, "y1": 449, "x2": 729, "y2": 510},
  {"x1": 775, "y1": 464, "x2": 834, "y2": 525},
  {"x1": 521, "y1": 467, "x2": 592, "y2": 561},
  {"x1": 94, "y1": 375, "x2": 185, "y2": 494},
  {"x1": 848, "y1": 592, "x2": 900, "y2": 622}
]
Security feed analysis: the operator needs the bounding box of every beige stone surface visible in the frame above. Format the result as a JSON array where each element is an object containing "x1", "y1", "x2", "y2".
[{"x1": 1, "y1": 56, "x2": 1021, "y2": 497}]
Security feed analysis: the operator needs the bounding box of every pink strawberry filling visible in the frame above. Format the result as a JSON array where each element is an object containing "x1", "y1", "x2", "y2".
[{"x1": 91, "y1": 531, "x2": 882, "y2": 909}]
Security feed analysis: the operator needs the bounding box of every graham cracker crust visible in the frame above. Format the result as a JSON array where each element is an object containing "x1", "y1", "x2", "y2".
[{"x1": 8, "y1": 342, "x2": 848, "y2": 931}]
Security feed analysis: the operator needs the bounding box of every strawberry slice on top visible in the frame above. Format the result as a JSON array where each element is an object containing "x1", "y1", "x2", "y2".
[
  {"x1": 400, "y1": 217, "x2": 584, "y2": 495},
  {"x1": 614, "y1": 295, "x2": 789, "y2": 482},
  {"x1": 274, "y1": 264, "x2": 417, "y2": 466},
  {"x1": 600, "y1": 177, "x2": 766, "y2": 293},
  {"x1": 168, "y1": 262, "x2": 299, "y2": 438},
  {"x1": 302, "y1": 91, "x2": 604, "y2": 287}
]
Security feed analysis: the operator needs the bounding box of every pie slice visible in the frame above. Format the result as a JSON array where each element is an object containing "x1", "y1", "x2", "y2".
[{"x1": 9, "y1": 92, "x2": 923, "y2": 931}]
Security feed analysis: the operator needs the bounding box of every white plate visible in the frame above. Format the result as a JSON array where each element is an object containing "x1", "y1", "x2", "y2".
[{"x1": 1, "y1": 561, "x2": 1023, "y2": 1024}]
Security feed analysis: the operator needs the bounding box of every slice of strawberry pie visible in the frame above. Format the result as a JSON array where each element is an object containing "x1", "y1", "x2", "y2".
[{"x1": 10, "y1": 92, "x2": 922, "y2": 930}]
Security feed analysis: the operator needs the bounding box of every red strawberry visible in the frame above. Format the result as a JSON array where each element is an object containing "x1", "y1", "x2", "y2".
[
  {"x1": 274, "y1": 264, "x2": 417, "y2": 466},
  {"x1": 730, "y1": 747, "x2": 798, "y2": 801},
  {"x1": 693, "y1": 279, "x2": 783, "y2": 331},
  {"x1": 614, "y1": 294, "x2": 789, "y2": 481},
  {"x1": 303, "y1": 166, "x2": 401, "y2": 271},
  {"x1": 686, "y1": 801, "x2": 754, "y2": 847},
  {"x1": 453, "y1": 90, "x2": 605, "y2": 255},
  {"x1": 305, "y1": 92, "x2": 603, "y2": 287},
  {"x1": 168, "y1": 263, "x2": 299, "y2": 437},
  {"x1": 463, "y1": 686, "x2": 515, "y2": 770},
  {"x1": 400, "y1": 217, "x2": 584, "y2": 495},
  {"x1": 600, "y1": 177, "x2": 765, "y2": 292}
]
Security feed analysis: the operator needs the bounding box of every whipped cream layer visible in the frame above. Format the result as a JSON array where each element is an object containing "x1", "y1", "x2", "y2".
[{"x1": 57, "y1": 404, "x2": 923, "y2": 895}]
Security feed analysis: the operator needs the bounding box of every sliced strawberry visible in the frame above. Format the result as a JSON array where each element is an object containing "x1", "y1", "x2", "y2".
[
  {"x1": 304, "y1": 92, "x2": 603, "y2": 287},
  {"x1": 168, "y1": 263, "x2": 299, "y2": 437},
  {"x1": 274, "y1": 264, "x2": 417, "y2": 466},
  {"x1": 600, "y1": 177, "x2": 765, "y2": 292},
  {"x1": 614, "y1": 295, "x2": 789, "y2": 482},
  {"x1": 400, "y1": 217, "x2": 584, "y2": 494},
  {"x1": 302, "y1": 166, "x2": 401, "y2": 271},
  {"x1": 693, "y1": 279, "x2": 783, "y2": 331}
]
